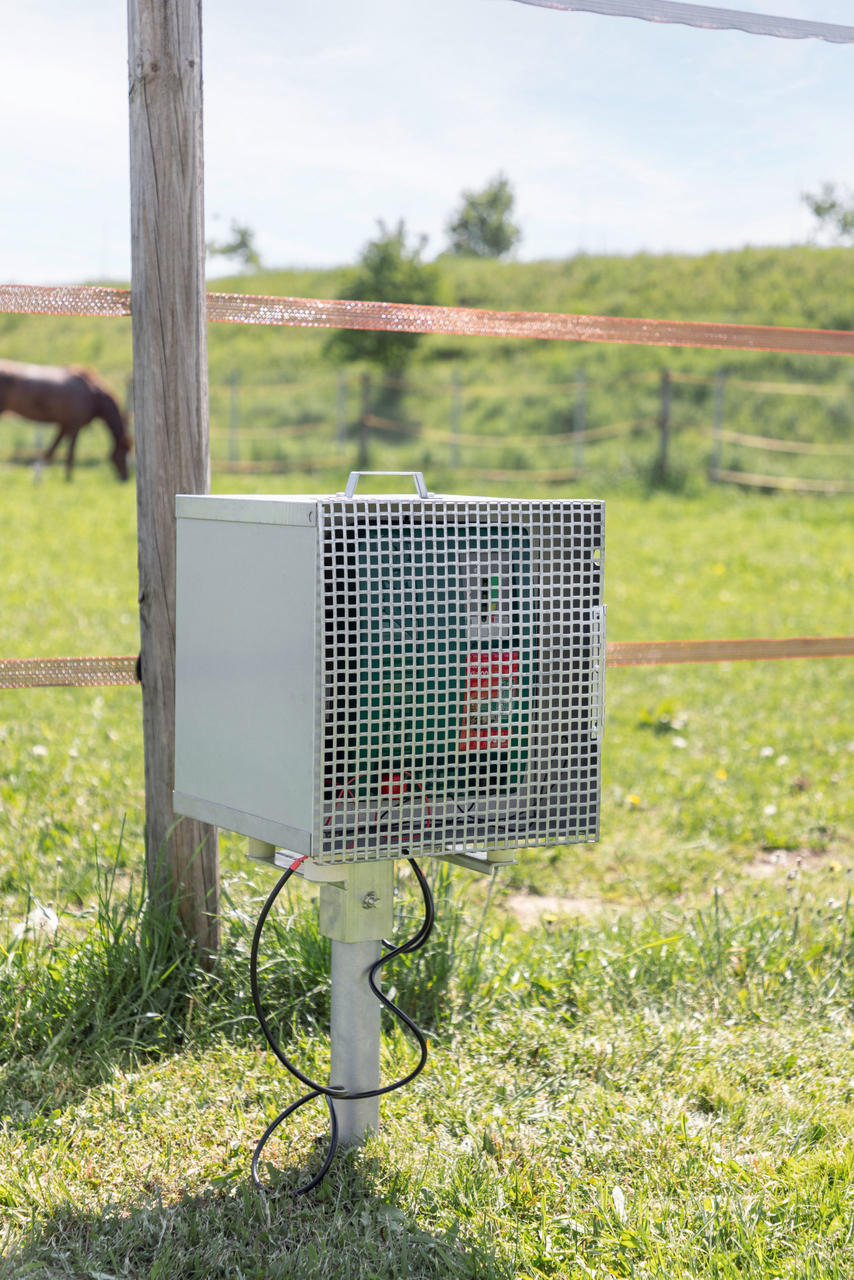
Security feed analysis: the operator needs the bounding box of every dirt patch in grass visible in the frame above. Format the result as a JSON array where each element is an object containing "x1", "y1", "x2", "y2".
[
  {"x1": 744, "y1": 847, "x2": 847, "y2": 878},
  {"x1": 504, "y1": 891, "x2": 605, "y2": 928}
]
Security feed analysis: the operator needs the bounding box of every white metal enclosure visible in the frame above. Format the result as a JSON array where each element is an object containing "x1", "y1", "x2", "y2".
[{"x1": 174, "y1": 482, "x2": 605, "y2": 865}]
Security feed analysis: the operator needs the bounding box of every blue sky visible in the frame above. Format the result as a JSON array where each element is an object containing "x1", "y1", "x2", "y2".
[{"x1": 2, "y1": 0, "x2": 852, "y2": 283}]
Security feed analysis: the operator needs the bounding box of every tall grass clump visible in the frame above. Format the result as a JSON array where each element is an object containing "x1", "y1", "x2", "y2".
[
  {"x1": 2, "y1": 849, "x2": 195, "y2": 1109},
  {"x1": 0, "y1": 848, "x2": 330, "y2": 1112},
  {"x1": 0, "y1": 845, "x2": 497, "y2": 1115}
]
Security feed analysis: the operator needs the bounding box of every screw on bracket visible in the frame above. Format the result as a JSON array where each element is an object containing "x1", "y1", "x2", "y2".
[{"x1": 361, "y1": 891, "x2": 380, "y2": 910}]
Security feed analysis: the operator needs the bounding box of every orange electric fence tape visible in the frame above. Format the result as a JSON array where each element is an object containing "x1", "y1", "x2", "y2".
[
  {"x1": 606, "y1": 637, "x2": 854, "y2": 666},
  {"x1": 3, "y1": 284, "x2": 854, "y2": 358},
  {"x1": 2, "y1": 639, "x2": 852, "y2": 689},
  {"x1": 0, "y1": 657, "x2": 138, "y2": 689}
]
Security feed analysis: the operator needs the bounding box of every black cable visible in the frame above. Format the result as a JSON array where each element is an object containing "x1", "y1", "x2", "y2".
[{"x1": 249, "y1": 855, "x2": 434, "y2": 1195}]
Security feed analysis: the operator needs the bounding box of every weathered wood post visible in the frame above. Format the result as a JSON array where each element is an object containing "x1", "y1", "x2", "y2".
[
  {"x1": 711, "y1": 368, "x2": 726, "y2": 480},
  {"x1": 450, "y1": 367, "x2": 461, "y2": 470},
  {"x1": 358, "y1": 372, "x2": 371, "y2": 467},
  {"x1": 336, "y1": 369, "x2": 347, "y2": 452},
  {"x1": 654, "y1": 368, "x2": 671, "y2": 485},
  {"x1": 128, "y1": 0, "x2": 219, "y2": 954},
  {"x1": 573, "y1": 369, "x2": 587, "y2": 476},
  {"x1": 228, "y1": 369, "x2": 240, "y2": 466}
]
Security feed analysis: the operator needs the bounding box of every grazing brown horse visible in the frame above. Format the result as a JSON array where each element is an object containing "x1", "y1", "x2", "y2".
[{"x1": 0, "y1": 359, "x2": 132, "y2": 481}]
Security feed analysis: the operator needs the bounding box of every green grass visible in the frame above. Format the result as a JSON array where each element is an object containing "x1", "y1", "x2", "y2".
[
  {"x1": 1, "y1": 349, "x2": 854, "y2": 1273},
  {"x1": 1, "y1": 859, "x2": 853, "y2": 1277}
]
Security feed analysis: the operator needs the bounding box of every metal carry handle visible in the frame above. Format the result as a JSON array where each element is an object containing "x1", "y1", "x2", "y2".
[
  {"x1": 590, "y1": 605, "x2": 607, "y2": 743},
  {"x1": 342, "y1": 471, "x2": 430, "y2": 499}
]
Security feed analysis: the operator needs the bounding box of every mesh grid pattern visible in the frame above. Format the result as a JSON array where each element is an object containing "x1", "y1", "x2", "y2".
[{"x1": 315, "y1": 498, "x2": 604, "y2": 863}]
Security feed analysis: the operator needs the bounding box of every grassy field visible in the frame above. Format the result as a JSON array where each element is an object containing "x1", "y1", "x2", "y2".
[{"x1": 1, "y1": 454, "x2": 852, "y2": 1277}]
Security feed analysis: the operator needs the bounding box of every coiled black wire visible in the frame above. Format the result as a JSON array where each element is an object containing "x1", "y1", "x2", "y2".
[{"x1": 249, "y1": 855, "x2": 434, "y2": 1195}]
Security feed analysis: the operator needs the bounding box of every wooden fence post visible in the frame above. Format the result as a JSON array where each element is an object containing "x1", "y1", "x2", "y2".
[
  {"x1": 128, "y1": 0, "x2": 219, "y2": 955},
  {"x1": 450, "y1": 368, "x2": 461, "y2": 470},
  {"x1": 228, "y1": 369, "x2": 240, "y2": 465},
  {"x1": 655, "y1": 368, "x2": 671, "y2": 484},
  {"x1": 358, "y1": 372, "x2": 371, "y2": 466},
  {"x1": 711, "y1": 369, "x2": 726, "y2": 479},
  {"x1": 336, "y1": 369, "x2": 347, "y2": 451},
  {"x1": 573, "y1": 370, "x2": 587, "y2": 475}
]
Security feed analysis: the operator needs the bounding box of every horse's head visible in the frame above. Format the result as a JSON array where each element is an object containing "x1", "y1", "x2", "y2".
[
  {"x1": 112, "y1": 434, "x2": 132, "y2": 481},
  {"x1": 88, "y1": 378, "x2": 132, "y2": 481}
]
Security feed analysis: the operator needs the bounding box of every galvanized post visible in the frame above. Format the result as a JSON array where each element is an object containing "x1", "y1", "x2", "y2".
[
  {"x1": 329, "y1": 939, "x2": 383, "y2": 1143},
  {"x1": 247, "y1": 850, "x2": 395, "y2": 1146},
  {"x1": 317, "y1": 859, "x2": 395, "y2": 1146}
]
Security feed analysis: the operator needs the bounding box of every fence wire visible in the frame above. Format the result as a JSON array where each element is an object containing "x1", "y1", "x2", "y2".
[
  {"x1": 0, "y1": 656, "x2": 138, "y2": 689},
  {"x1": 2, "y1": 640, "x2": 852, "y2": 689},
  {"x1": 4, "y1": 283, "x2": 854, "y2": 358}
]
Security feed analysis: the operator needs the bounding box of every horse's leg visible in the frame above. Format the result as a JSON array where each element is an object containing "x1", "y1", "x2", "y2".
[
  {"x1": 64, "y1": 428, "x2": 81, "y2": 481},
  {"x1": 43, "y1": 426, "x2": 65, "y2": 464}
]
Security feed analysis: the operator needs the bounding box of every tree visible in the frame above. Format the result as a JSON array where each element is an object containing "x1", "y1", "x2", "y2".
[
  {"x1": 206, "y1": 219, "x2": 262, "y2": 271},
  {"x1": 446, "y1": 174, "x2": 521, "y2": 259},
  {"x1": 802, "y1": 183, "x2": 854, "y2": 243},
  {"x1": 324, "y1": 220, "x2": 440, "y2": 376}
]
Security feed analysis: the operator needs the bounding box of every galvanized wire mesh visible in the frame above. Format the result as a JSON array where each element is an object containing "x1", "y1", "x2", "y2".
[{"x1": 315, "y1": 497, "x2": 605, "y2": 862}]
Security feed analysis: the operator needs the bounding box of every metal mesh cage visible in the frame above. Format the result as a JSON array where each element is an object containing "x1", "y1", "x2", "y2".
[{"x1": 315, "y1": 496, "x2": 604, "y2": 863}]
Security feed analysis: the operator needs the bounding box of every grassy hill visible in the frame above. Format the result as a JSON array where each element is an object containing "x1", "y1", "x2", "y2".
[{"x1": 2, "y1": 246, "x2": 853, "y2": 488}]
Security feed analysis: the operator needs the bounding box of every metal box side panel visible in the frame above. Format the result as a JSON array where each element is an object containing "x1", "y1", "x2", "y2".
[
  {"x1": 176, "y1": 494, "x2": 317, "y2": 527},
  {"x1": 174, "y1": 517, "x2": 316, "y2": 837},
  {"x1": 171, "y1": 791, "x2": 312, "y2": 857}
]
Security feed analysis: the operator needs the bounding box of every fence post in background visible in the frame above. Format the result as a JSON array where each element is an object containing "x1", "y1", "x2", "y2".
[
  {"x1": 336, "y1": 369, "x2": 347, "y2": 451},
  {"x1": 573, "y1": 370, "x2": 587, "y2": 475},
  {"x1": 128, "y1": 0, "x2": 219, "y2": 957},
  {"x1": 451, "y1": 367, "x2": 461, "y2": 470},
  {"x1": 711, "y1": 369, "x2": 726, "y2": 479},
  {"x1": 654, "y1": 368, "x2": 671, "y2": 484},
  {"x1": 227, "y1": 369, "x2": 240, "y2": 466},
  {"x1": 358, "y1": 372, "x2": 371, "y2": 467}
]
